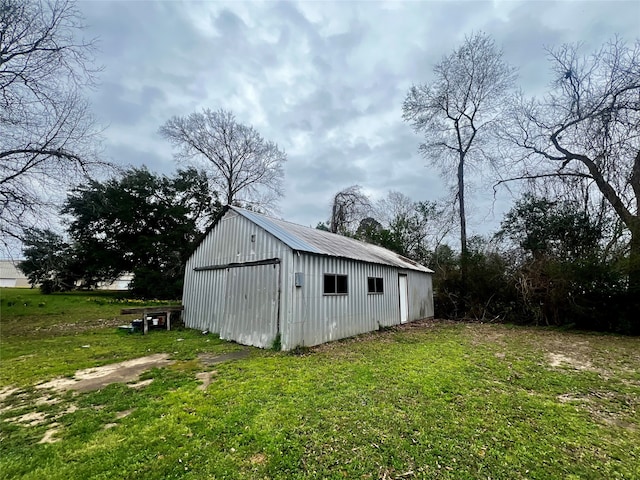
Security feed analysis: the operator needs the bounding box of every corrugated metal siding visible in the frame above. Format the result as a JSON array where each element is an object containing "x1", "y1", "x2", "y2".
[
  {"x1": 183, "y1": 209, "x2": 434, "y2": 351},
  {"x1": 282, "y1": 254, "x2": 431, "y2": 349},
  {"x1": 406, "y1": 270, "x2": 434, "y2": 321},
  {"x1": 182, "y1": 268, "x2": 227, "y2": 332},
  {"x1": 220, "y1": 263, "x2": 280, "y2": 349},
  {"x1": 183, "y1": 210, "x2": 291, "y2": 336}
]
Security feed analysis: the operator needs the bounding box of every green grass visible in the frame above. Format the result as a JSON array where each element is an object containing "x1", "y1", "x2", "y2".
[{"x1": 1, "y1": 287, "x2": 639, "y2": 479}]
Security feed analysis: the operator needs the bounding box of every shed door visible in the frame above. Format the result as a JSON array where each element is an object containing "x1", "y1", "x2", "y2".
[
  {"x1": 399, "y1": 274, "x2": 409, "y2": 324},
  {"x1": 220, "y1": 263, "x2": 280, "y2": 349}
]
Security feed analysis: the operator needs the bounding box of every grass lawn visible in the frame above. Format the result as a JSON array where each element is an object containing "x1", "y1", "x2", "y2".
[{"x1": 0, "y1": 288, "x2": 638, "y2": 479}]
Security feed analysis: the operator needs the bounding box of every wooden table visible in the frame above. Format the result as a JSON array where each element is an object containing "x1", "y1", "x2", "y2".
[{"x1": 120, "y1": 306, "x2": 184, "y2": 334}]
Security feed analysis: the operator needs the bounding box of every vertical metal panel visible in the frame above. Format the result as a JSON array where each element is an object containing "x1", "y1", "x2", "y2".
[
  {"x1": 282, "y1": 254, "x2": 419, "y2": 349},
  {"x1": 406, "y1": 269, "x2": 434, "y2": 321},
  {"x1": 183, "y1": 210, "x2": 290, "y2": 335},
  {"x1": 220, "y1": 263, "x2": 280, "y2": 349}
]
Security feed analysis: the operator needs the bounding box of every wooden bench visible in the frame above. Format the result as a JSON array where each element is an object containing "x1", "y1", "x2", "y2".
[{"x1": 120, "y1": 306, "x2": 184, "y2": 334}]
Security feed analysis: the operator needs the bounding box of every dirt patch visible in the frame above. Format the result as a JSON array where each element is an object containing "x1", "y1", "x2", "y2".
[
  {"x1": 0, "y1": 386, "x2": 20, "y2": 402},
  {"x1": 36, "y1": 353, "x2": 173, "y2": 393},
  {"x1": 249, "y1": 453, "x2": 267, "y2": 465},
  {"x1": 115, "y1": 409, "x2": 134, "y2": 419},
  {"x1": 195, "y1": 371, "x2": 218, "y2": 391},
  {"x1": 547, "y1": 352, "x2": 593, "y2": 371},
  {"x1": 39, "y1": 424, "x2": 61, "y2": 444},
  {"x1": 128, "y1": 379, "x2": 154, "y2": 389},
  {"x1": 13, "y1": 411, "x2": 48, "y2": 426},
  {"x1": 198, "y1": 350, "x2": 250, "y2": 365},
  {"x1": 35, "y1": 394, "x2": 60, "y2": 406},
  {"x1": 557, "y1": 393, "x2": 589, "y2": 404}
]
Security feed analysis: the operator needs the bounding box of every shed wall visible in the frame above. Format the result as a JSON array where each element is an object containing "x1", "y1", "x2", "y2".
[
  {"x1": 282, "y1": 253, "x2": 433, "y2": 350},
  {"x1": 182, "y1": 210, "x2": 293, "y2": 347}
]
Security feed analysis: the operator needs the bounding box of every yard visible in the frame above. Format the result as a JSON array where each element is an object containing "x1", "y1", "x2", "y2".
[{"x1": 0, "y1": 288, "x2": 638, "y2": 479}]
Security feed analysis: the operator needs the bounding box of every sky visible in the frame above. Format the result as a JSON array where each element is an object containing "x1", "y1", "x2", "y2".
[{"x1": 77, "y1": 0, "x2": 639, "y2": 236}]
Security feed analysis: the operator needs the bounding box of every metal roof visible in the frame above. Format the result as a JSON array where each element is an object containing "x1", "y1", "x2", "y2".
[{"x1": 232, "y1": 207, "x2": 433, "y2": 273}]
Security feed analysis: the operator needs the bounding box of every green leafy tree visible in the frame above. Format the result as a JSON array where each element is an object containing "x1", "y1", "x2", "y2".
[
  {"x1": 62, "y1": 167, "x2": 220, "y2": 298},
  {"x1": 18, "y1": 229, "x2": 81, "y2": 293},
  {"x1": 496, "y1": 194, "x2": 628, "y2": 330},
  {"x1": 497, "y1": 193, "x2": 602, "y2": 261}
]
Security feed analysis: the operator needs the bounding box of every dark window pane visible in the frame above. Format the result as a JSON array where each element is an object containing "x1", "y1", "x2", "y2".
[
  {"x1": 336, "y1": 275, "x2": 348, "y2": 294},
  {"x1": 324, "y1": 274, "x2": 336, "y2": 294},
  {"x1": 368, "y1": 277, "x2": 375, "y2": 293},
  {"x1": 376, "y1": 277, "x2": 384, "y2": 293}
]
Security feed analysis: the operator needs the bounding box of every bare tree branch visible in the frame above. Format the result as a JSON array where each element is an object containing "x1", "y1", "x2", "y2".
[
  {"x1": 503, "y1": 36, "x2": 640, "y2": 292},
  {"x1": 0, "y1": 0, "x2": 106, "y2": 252},
  {"x1": 159, "y1": 108, "x2": 286, "y2": 210}
]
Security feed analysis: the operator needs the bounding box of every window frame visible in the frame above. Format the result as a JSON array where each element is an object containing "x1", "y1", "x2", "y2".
[
  {"x1": 323, "y1": 273, "x2": 348, "y2": 295},
  {"x1": 367, "y1": 276, "x2": 384, "y2": 294}
]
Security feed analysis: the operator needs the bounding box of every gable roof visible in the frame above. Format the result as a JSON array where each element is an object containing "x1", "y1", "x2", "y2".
[{"x1": 232, "y1": 207, "x2": 433, "y2": 273}]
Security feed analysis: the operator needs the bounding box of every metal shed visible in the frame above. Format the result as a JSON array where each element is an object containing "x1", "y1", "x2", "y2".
[{"x1": 182, "y1": 206, "x2": 434, "y2": 350}]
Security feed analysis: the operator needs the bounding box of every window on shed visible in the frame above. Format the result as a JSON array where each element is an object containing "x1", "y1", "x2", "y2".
[
  {"x1": 324, "y1": 274, "x2": 348, "y2": 295},
  {"x1": 367, "y1": 277, "x2": 384, "y2": 294}
]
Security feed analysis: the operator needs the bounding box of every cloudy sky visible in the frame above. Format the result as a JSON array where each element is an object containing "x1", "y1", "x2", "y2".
[{"x1": 78, "y1": 0, "x2": 639, "y2": 235}]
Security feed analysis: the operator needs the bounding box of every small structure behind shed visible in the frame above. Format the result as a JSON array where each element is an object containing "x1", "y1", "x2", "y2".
[
  {"x1": 0, "y1": 259, "x2": 30, "y2": 288},
  {"x1": 182, "y1": 206, "x2": 434, "y2": 350}
]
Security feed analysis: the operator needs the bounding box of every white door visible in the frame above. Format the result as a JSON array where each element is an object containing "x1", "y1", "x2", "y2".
[{"x1": 399, "y1": 274, "x2": 408, "y2": 324}]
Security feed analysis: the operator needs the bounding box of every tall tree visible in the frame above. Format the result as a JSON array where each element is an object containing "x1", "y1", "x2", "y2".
[
  {"x1": 159, "y1": 109, "x2": 286, "y2": 209},
  {"x1": 62, "y1": 167, "x2": 219, "y2": 298},
  {"x1": 403, "y1": 32, "x2": 516, "y2": 260},
  {"x1": 503, "y1": 37, "x2": 640, "y2": 295},
  {"x1": 0, "y1": 0, "x2": 104, "y2": 248}
]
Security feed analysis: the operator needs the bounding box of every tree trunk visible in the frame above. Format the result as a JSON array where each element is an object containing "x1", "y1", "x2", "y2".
[
  {"x1": 629, "y1": 224, "x2": 640, "y2": 295},
  {"x1": 458, "y1": 154, "x2": 468, "y2": 313},
  {"x1": 458, "y1": 156, "x2": 467, "y2": 256}
]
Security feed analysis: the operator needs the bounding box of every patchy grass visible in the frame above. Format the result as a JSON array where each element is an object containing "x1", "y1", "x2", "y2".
[{"x1": 1, "y1": 288, "x2": 639, "y2": 479}]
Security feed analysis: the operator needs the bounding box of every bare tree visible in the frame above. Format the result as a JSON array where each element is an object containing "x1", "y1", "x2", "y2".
[
  {"x1": 0, "y1": 0, "x2": 104, "y2": 250},
  {"x1": 329, "y1": 185, "x2": 371, "y2": 235},
  {"x1": 503, "y1": 37, "x2": 640, "y2": 294},
  {"x1": 403, "y1": 32, "x2": 517, "y2": 259},
  {"x1": 375, "y1": 191, "x2": 453, "y2": 255},
  {"x1": 159, "y1": 108, "x2": 286, "y2": 209}
]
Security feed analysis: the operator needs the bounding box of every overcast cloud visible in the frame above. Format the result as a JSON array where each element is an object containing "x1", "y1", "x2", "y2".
[{"x1": 78, "y1": 0, "x2": 639, "y2": 235}]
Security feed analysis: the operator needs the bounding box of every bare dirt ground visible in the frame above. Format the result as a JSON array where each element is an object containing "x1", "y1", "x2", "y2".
[
  {"x1": 2, "y1": 350, "x2": 250, "y2": 444},
  {"x1": 36, "y1": 353, "x2": 174, "y2": 393}
]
